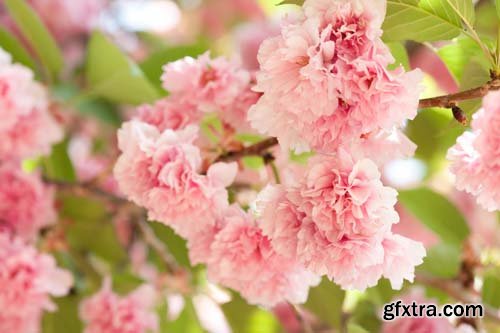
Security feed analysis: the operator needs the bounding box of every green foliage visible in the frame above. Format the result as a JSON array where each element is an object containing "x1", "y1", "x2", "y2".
[
  {"x1": 149, "y1": 222, "x2": 191, "y2": 268},
  {"x1": 386, "y1": 42, "x2": 410, "y2": 70},
  {"x1": 483, "y1": 269, "x2": 500, "y2": 308},
  {"x1": 438, "y1": 37, "x2": 484, "y2": 83},
  {"x1": 419, "y1": 243, "x2": 461, "y2": 278},
  {"x1": 0, "y1": 27, "x2": 37, "y2": 72},
  {"x1": 4, "y1": 0, "x2": 63, "y2": 81},
  {"x1": 43, "y1": 140, "x2": 77, "y2": 182},
  {"x1": 277, "y1": 0, "x2": 305, "y2": 5},
  {"x1": 159, "y1": 298, "x2": 204, "y2": 333},
  {"x1": 242, "y1": 156, "x2": 266, "y2": 170},
  {"x1": 496, "y1": 0, "x2": 500, "y2": 19},
  {"x1": 86, "y1": 32, "x2": 160, "y2": 105},
  {"x1": 304, "y1": 278, "x2": 345, "y2": 329},
  {"x1": 140, "y1": 43, "x2": 207, "y2": 91},
  {"x1": 383, "y1": 0, "x2": 473, "y2": 42},
  {"x1": 399, "y1": 187, "x2": 469, "y2": 245},
  {"x1": 42, "y1": 295, "x2": 83, "y2": 333},
  {"x1": 222, "y1": 293, "x2": 283, "y2": 333}
]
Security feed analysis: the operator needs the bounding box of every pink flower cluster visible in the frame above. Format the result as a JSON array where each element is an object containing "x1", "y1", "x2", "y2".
[
  {"x1": 114, "y1": 121, "x2": 237, "y2": 238},
  {"x1": 0, "y1": 48, "x2": 63, "y2": 161},
  {"x1": 0, "y1": 163, "x2": 56, "y2": 241},
  {"x1": 80, "y1": 279, "x2": 158, "y2": 333},
  {"x1": 0, "y1": 232, "x2": 73, "y2": 333},
  {"x1": 257, "y1": 151, "x2": 425, "y2": 290},
  {"x1": 248, "y1": 0, "x2": 422, "y2": 154},
  {"x1": 159, "y1": 52, "x2": 260, "y2": 131},
  {"x1": 447, "y1": 91, "x2": 500, "y2": 211}
]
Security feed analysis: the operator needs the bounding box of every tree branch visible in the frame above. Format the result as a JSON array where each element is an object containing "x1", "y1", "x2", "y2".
[
  {"x1": 215, "y1": 137, "x2": 279, "y2": 163},
  {"x1": 418, "y1": 78, "x2": 500, "y2": 109}
]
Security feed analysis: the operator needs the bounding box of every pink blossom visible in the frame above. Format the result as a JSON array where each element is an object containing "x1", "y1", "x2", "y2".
[
  {"x1": 248, "y1": 0, "x2": 422, "y2": 153},
  {"x1": 161, "y1": 52, "x2": 257, "y2": 130},
  {"x1": 136, "y1": 96, "x2": 202, "y2": 132},
  {"x1": 0, "y1": 232, "x2": 73, "y2": 333},
  {"x1": 27, "y1": 0, "x2": 105, "y2": 43},
  {"x1": 0, "y1": 163, "x2": 56, "y2": 241},
  {"x1": 114, "y1": 121, "x2": 237, "y2": 238},
  {"x1": 206, "y1": 206, "x2": 319, "y2": 307},
  {"x1": 447, "y1": 91, "x2": 500, "y2": 211},
  {"x1": 80, "y1": 279, "x2": 158, "y2": 333},
  {"x1": 257, "y1": 151, "x2": 425, "y2": 290},
  {"x1": 0, "y1": 48, "x2": 63, "y2": 161}
]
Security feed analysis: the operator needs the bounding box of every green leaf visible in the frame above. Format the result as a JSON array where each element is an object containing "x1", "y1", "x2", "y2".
[
  {"x1": 159, "y1": 298, "x2": 204, "y2": 333},
  {"x1": 438, "y1": 37, "x2": 483, "y2": 83},
  {"x1": 419, "y1": 243, "x2": 461, "y2": 278},
  {"x1": 112, "y1": 273, "x2": 145, "y2": 295},
  {"x1": 149, "y1": 222, "x2": 191, "y2": 268},
  {"x1": 42, "y1": 295, "x2": 83, "y2": 333},
  {"x1": 0, "y1": 27, "x2": 37, "y2": 72},
  {"x1": 222, "y1": 293, "x2": 282, "y2": 333},
  {"x1": 482, "y1": 269, "x2": 500, "y2": 308},
  {"x1": 86, "y1": 32, "x2": 159, "y2": 105},
  {"x1": 242, "y1": 156, "x2": 265, "y2": 170},
  {"x1": 348, "y1": 323, "x2": 370, "y2": 333},
  {"x1": 60, "y1": 195, "x2": 108, "y2": 222},
  {"x1": 5, "y1": 0, "x2": 63, "y2": 80},
  {"x1": 350, "y1": 300, "x2": 381, "y2": 333},
  {"x1": 304, "y1": 278, "x2": 345, "y2": 329},
  {"x1": 386, "y1": 42, "x2": 410, "y2": 70},
  {"x1": 383, "y1": 0, "x2": 472, "y2": 42},
  {"x1": 140, "y1": 43, "x2": 207, "y2": 91},
  {"x1": 399, "y1": 187, "x2": 469, "y2": 245},
  {"x1": 496, "y1": 0, "x2": 500, "y2": 19},
  {"x1": 77, "y1": 98, "x2": 122, "y2": 127},
  {"x1": 42, "y1": 140, "x2": 77, "y2": 182},
  {"x1": 458, "y1": 61, "x2": 490, "y2": 115}
]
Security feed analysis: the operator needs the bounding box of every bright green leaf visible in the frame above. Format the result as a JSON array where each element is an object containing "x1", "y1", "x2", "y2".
[
  {"x1": 386, "y1": 42, "x2": 410, "y2": 70},
  {"x1": 242, "y1": 156, "x2": 265, "y2": 170},
  {"x1": 383, "y1": 0, "x2": 466, "y2": 42},
  {"x1": 304, "y1": 278, "x2": 345, "y2": 329},
  {"x1": 438, "y1": 37, "x2": 483, "y2": 83},
  {"x1": 86, "y1": 32, "x2": 159, "y2": 105},
  {"x1": 0, "y1": 27, "x2": 37, "y2": 72},
  {"x1": 459, "y1": 61, "x2": 491, "y2": 115},
  {"x1": 482, "y1": 269, "x2": 500, "y2": 308},
  {"x1": 5, "y1": 0, "x2": 63, "y2": 80},
  {"x1": 399, "y1": 187, "x2": 469, "y2": 245},
  {"x1": 222, "y1": 293, "x2": 282, "y2": 333},
  {"x1": 419, "y1": 243, "x2": 461, "y2": 278},
  {"x1": 42, "y1": 296, "x2": 83, "y2": 333},
  {"x1": 43, "y1": 140, "x2": 77, "y2": 182}
]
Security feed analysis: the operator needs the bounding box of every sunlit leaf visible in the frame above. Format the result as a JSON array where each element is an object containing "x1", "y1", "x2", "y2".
[
  {"x1": 304, "y1": 278, "x2": 345, "y2": 329},
  {"x1": 399, "y1": 187, "x2": 469, "y2": 245},
  {"x1": 386, "y1": 42, "x2": 410, "y2": 70},
  {"x1": 0, "y1": 27, "x2": 37, "y2": 72},
  {"x1": 86, "y1": 32, "x2": 159, "y2": 105},
  {"x1": 419, "y1": 243, "x2": 461, "y2": 278}
]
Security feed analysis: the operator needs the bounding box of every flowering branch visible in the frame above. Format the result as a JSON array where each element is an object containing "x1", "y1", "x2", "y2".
[{"x1": 215, "y1": 137, "x2": 279, "y2": 162}]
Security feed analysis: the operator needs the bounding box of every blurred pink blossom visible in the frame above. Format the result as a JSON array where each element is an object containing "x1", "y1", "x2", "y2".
[
  {"x1": 0, "y1": 48, "x2": 62, "y2": 161},
  {"x1": 0, "y1": 163, "x2": 56, "y2": 241},
  {"x1": 80, "y1": 279, "x2": 158, "y2": 333},
  {"x1": 235, "y1": 20, "x2": 280, "y2": 71},
  {"x1": 0, "y1": 232, "x2": 73, "y2": 333}
]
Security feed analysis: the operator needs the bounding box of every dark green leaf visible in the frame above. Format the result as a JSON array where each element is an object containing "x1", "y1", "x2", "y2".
[
  {"x1": 5, "y1": 0, "x2": 63, "y2": 80},
  {"x1": 43, "y1": 140, "x2": 77, "y2": 182},
  {"x1": 348, "y1": 323, "x2": 370, "y2": 333},
  {"x1": 277, "y1": 0, "x2": 304, "y2": 5},
  {"x1": 0, "y1": 27, "x2": 37, "y2": 72},
  {"x1": 86, "y1": 32, "x2": 159, "y2": 105},
  {"x1": 77, "y1": 98, "x2": 122, "y2": 127},
  {"x1": 350, "y1": 300, "x2": 381, "y2": 333},
  {"x1": 42, "y1": 295, "x2": 83, "y2": 333},
  {"x1": 222, "y1": 293, "x2": 282, "y2": 333},
  {"x1": 60, "y1": 195, "x2": 108, "y2": 222},
  {"x1": 304, "y1": 278, "x2": 345, "y2": 329},
  {"x1": 399, "y1": 187, "x2": 469, "y2": 245},
  {"x1": 150, "y1": 222, "x2": 191, "y2": 268},
  {"x1": 418, "y1": 243, "x2": 461, "y2": 278},
  {"x1": 112, "y1": 273, "x2": 145, "y2": 295}
]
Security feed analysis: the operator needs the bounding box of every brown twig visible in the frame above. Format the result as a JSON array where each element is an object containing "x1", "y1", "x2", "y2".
[
  {"x1": 215, "y1": 137, "x2": 279, "y2": 163},
  {"x1": 418, "y1": 78, "x2": 500, "y2": 109}
]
